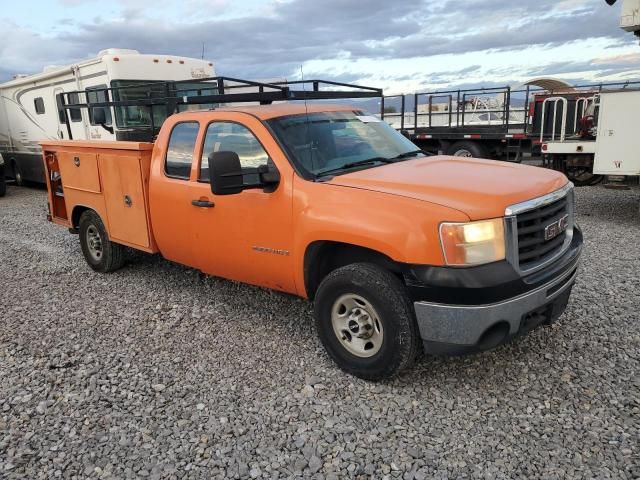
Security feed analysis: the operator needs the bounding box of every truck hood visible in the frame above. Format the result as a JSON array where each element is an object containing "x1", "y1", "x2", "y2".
[{"x1": 327, "y1": 156, "x2": 568, "y2": 220}]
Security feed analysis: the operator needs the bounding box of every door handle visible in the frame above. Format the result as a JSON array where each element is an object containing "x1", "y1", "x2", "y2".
[{"x1": 191, "y1": 199, "x2": 215, "y2": 208}]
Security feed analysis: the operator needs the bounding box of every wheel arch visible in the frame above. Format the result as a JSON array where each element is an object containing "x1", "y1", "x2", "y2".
[
  {"x1": 303, "y1": 241, "x2": 403, "y2": 300},
  {"x1": 71, "y1": 204, "x2": 98, "y2": 229}
]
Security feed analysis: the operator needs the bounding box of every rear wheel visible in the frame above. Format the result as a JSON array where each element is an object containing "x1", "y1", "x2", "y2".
[
  {"x1": 314, "y1": 263, "x2": 421, "y2": 381},
  {"x1": 565, "y1": 166, "x2": 604, "y2": 186},
  {"x1": 78, "y1": 211, "x2": 125, "y2": 273},
  {"x1": 11, "y1": 160, "x2": 23, "y2": 186},
  {"x1": 446, "y1": 141, "x2": 488, "y2": 158},
  {"x1": 0, "y1": 168, "x2": 7, "y2": 197}
]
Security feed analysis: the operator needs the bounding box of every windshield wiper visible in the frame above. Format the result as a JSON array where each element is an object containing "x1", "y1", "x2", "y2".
[
  {"x1": 391, "y1": 149, "x2": 430, "y2": 160},
  {"x1": 315, "y1": 150, "x2": 430, "y2": 179},
  {"x1": 315, "y1": 157, "x2": 396, "y2": 177}
]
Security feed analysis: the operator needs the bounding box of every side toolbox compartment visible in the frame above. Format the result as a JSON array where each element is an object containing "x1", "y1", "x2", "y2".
[
  {"x1": 99, "y1": 152, "x2": 152, "y2": 249},
  {"x1": 57, "y1": 151, "x2": 102, "y2": 193},
  {"x1": 40, "y1": 140, "x2": 157, "y2": 253}
]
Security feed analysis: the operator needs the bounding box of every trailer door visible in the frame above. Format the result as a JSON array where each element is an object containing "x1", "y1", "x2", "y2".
[{"x1": 54, "y1": 89, "x2": 87, "y2": 141}]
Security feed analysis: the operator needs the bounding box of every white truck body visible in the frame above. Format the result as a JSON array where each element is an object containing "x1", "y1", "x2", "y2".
[
  {"x1": 0, "y1": 49, "x2": 215, "y2": 183},
  {"x1": 620, "y1": 0, "x2": 640, "y2": 34},
  {"x1": 593, "y1": 90, "x2": 640, "y2": 175},
  {"x1": 543, "y1": 89, "x2": 640, "y2": 179}
]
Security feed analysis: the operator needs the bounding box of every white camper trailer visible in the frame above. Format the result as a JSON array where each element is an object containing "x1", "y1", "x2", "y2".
[{"x1": 0, "y1": 49, "x2": 215, "y2": 183}]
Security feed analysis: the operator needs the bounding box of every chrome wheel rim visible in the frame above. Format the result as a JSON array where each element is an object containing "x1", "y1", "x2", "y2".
[
  {"x1": 331, "y1": 294, "x2": 383, "y2": 358},
  {"x1": 86, "y1": 225, "x2": 103, "y2": 262},
  {"x1": 453, "y1": 149, "x2": 473, "y2": 158}
]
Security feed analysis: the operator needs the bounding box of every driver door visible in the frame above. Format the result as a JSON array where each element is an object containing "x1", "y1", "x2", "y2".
[{"x1": 188, "y1": 114, "x2": 296, "y2": 293}]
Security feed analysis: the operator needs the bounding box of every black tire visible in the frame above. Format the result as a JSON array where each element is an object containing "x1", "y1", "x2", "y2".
[
  {"x1": 78, "y1": 210, "x2": 125, "y2": 273},
  {"x1": 446, "y1": 141, "x2": 488, "y2": 159},
  {"x1": 0, "y1": 178, "x2": 6, "y2": 197},
  {"x1": 314, "y1": 263, "x2": 421, "y2": 381},
  {"x1": 11, "y1": 160, "x2": 23, "y2": 186},
  {"x1": 565, "y1": 166, "x2": 604, "y2": 187}
]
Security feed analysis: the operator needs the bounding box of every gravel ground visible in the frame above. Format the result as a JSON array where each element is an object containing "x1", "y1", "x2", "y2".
[{"x1": 0, "y1": 184, "x2": 638, "y2": 479}]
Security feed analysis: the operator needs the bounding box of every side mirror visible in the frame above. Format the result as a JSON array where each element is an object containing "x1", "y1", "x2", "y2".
[
  {"x1": 208, "y1": 151, "x2": 244, "y2": 195},
  {"x1": 257, "y1": 164, "x2": 281, "y2": 192}
]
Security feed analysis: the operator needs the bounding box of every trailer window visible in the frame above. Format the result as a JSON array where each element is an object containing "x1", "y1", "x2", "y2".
[
  {"x1": 165, "y1": 122, "x2": 199, "y2": 179},
  {"x1": 34, "y1": 97, "x2": 45, "y2": 115},
  {"x1": 199, "y1": 122, "x2": 270, "y2": 182},
  {"x1": 67, "y1": 93, "x2": 83, "y2": 122},
  {"x1": 87, "y1": 86, "x2": 112, "y2": 126},
  {"x1": 55, "y1": 94, "x2": 66, "y2": 123},
  {"x1": 111, "y1": 80, "x2": 169, "y2": 129}
]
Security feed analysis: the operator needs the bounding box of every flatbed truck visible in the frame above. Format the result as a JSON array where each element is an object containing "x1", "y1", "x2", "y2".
[{"x1": 381, "y1": 80, "x2": 640, "y2": 185}]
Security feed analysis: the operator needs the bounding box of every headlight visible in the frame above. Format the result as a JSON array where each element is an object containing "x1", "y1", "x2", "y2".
[
  {"x1": 0, "y1": 154, "x2": 4, "y2": 166},
  {"x1": 439, "y1": 218, "x2": 506, "y2": 266}
]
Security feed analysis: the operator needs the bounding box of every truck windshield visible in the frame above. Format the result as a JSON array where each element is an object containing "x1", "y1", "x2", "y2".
[
  {"x1": 111, "y1": 80, "x2": 218, "y2": 129},
  {"x1": 267, "y1": 111, "x2": 425, "y2": 178}
]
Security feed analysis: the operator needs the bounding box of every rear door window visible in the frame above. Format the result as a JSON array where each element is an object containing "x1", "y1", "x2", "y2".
[{"x1": 165, "y1": 122, "x2": 200, "y2": 179}]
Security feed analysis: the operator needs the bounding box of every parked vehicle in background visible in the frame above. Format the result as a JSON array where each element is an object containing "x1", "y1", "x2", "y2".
[
  {"x1": 0, "y1": 153, "x2": 6, "y2": 197},
  {"x1": 0, "y1": 48, "x2": 215, "y2": 184},
  {"x1": 40, "y1": 78, "x2": 582, "y2": 380},
  {"x1": 543, "y1": 89, "x2": 640, "y2": 183},
  {"x1": 381, "y1": 78, "x2": 570, "y2": 161},
  {"x1": 380, "y1": 79, "x2": 640, "y2": 185},
  {"x1": 541, "y1": 0, "x2": 640, "y2": 184}
]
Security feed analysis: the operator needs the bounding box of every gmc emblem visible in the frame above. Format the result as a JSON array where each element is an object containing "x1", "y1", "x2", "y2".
[{"x1": 544, "y1": 214, "x2": 569, "y2": 241}]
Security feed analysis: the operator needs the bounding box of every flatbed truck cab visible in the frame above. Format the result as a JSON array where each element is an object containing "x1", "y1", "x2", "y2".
[{"x1": 41, "y1": 87, "x2": 582, "y2": 380}]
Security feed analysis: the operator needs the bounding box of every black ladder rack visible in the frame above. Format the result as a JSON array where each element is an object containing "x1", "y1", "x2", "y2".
[{"x1": 58, "y1": 76, "x2": 383, "y2": 141}]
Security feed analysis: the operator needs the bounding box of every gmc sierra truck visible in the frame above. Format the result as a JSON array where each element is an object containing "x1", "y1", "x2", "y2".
[{"x1": 40, "y1": 80, "x2": 582, "y2": 380}]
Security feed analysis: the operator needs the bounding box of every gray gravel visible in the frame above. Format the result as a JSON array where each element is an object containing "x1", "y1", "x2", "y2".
[{"x1": 0, "y1": 183, "x2": 639, "y2": 479}]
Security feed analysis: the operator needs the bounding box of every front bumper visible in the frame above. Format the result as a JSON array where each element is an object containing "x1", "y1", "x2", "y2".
[{"x1": 415, "y1": 264, "x2": 577, "y2": 355}]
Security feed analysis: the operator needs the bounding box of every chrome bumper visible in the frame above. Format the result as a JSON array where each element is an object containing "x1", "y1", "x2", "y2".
[{"x1": 414, "y1": 265, "x2": 578, "y2": 348}]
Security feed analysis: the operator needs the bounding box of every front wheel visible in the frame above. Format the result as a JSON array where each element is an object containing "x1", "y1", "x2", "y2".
[
  {"x1": 0, "y1": 178, "x2": 6, "y2": 197},
  {"x1": 314, "y1": 263, "x2": 421, "y2": 381},
  {"x1": 78, "y1": 211, "x2": 125, "y2": 273}
]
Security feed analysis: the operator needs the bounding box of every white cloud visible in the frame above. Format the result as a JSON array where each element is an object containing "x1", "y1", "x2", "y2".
[{"x1": 2, "y1": 0, "x2": 639, "y2": 92}]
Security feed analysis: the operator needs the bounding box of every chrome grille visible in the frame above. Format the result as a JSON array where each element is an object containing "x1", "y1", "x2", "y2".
[
  {"x1": 516, "y1": 196, "x2": 568, "y2": 270},
  {"x1": 505, "y1": 183, "x2": 574, "y2": 274}
]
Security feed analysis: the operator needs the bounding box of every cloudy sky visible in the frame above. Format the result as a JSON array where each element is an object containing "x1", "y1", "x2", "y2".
[{"x1": 1, "y1": 0, "x2": 639, "y2": 94}]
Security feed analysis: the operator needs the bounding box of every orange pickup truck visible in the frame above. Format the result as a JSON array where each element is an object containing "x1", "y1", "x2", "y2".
[{"x1": 41, "y1": 97, "x2": 582, "y2": 380}]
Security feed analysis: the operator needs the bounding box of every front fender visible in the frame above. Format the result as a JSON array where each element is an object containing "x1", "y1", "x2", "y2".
[{"x1": 292, "y1": 178, "x2": 470, "y2": 295}]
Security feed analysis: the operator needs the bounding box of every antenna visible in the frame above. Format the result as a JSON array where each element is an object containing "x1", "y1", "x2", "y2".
[{"x1": 201, "y1": 43, "x2": 205, "y2": 60}]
